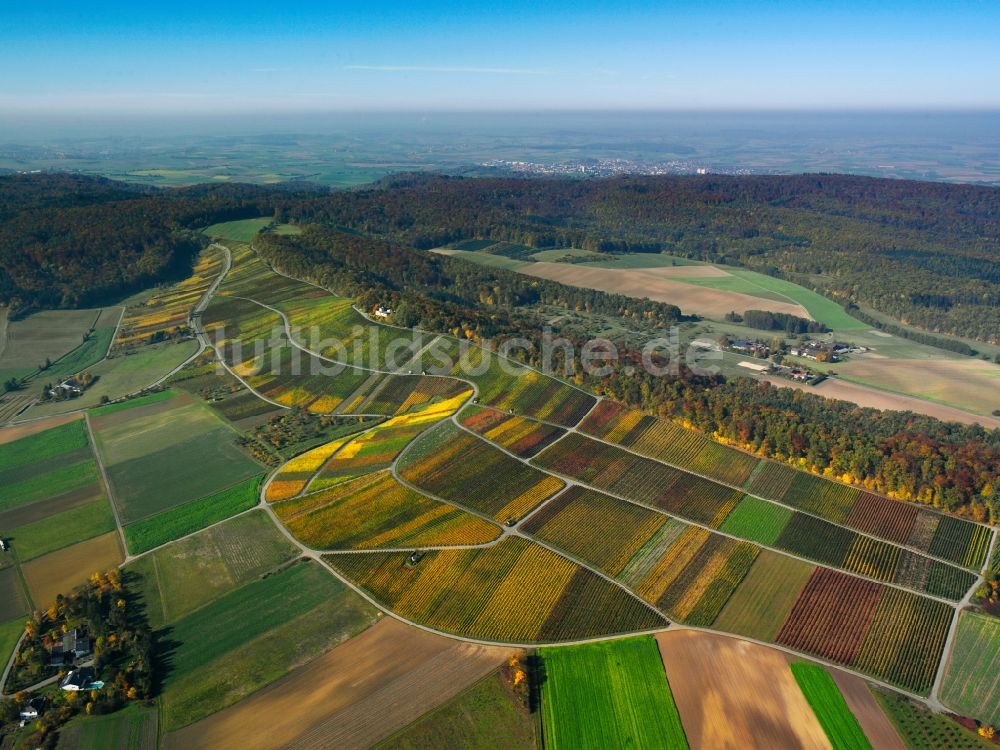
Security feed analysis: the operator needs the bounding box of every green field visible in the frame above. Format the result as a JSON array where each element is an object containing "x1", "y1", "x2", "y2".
[
  {"x1": 719, "y1": 495, "x2": 793, "y2": 545},
  {"x1": 9, "y1": 498, "x2": 115, "y2": 561},
  {"x1": 529, "y1": 247, "x2": 606, "y2": 262},
  {"x1": 55, "y1": 704, "x2": 158, "y2": 750},
  {"x1": 578, "y1": 253, "x2": 704, "y2": 269},
  {"x1": 0, "y1": 459, "x2": 99, "y2": 513},
  {"x1": 875, "y1": 690, "x2": 996, "y2": 750},
  {"x1": 122, "y1": 474, "x2": 264, "y2": 554},
  {"x1": 712, "y1": 550, "x2": 814, "y2": 641},
  {"x1": 539, "y1": 636, "x2": 689, "y2": 750},
  {"x1": 24, "y1": 340, "x2": 199, "y2": 417},
  {"x1": 0, "y1": 617, "x2": 24, "y2": 667},
  {"x1": 377, "y1": 672, "x2": 536, "y2": 750},
  {"x1": 202, "y1": 217, "x2": 272, "y2": 242},
  {"x1": 158, "y1": 560, "x2": 378, "y2": 730},
  {"x1": 126, "y1": 511, "x2": 299, "y2": 628},
  {"x1": 940, "y1": 611, "x2": 1000, "y2": 726},
  {"x1": 0, "y1": 419, "x2": 88, "y2": 471},
  {"x1": 431, "y1": 247, "x2": 529, "y2": 270},
  {"x1": 44, "y1": 324, "x2": 118, "y2": 381},
  {"x1": 90, "y1": 389, "x2": 175, "y2": 417},
  {"x1": 790, "y1": 662, "x2": 872, "y2": 750}
]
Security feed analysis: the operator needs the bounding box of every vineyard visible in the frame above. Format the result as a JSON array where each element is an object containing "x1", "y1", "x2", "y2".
[
  {"x1": 533, "y1": 432, "x2": 975, "y2": 600},
  {"x1": 272, "y1": 470, "x2": 501, "y2": 549},
  {"x1": 520, "y1": 486, "x2": 669, "y2": 576},
  {"x1": 323, "y1": 536, "x2": 667, "y2": 642},
  {"x1": 113, "y1": 245, "x2": 224, "y2": 350},
  {"x1": 459, "y1": 405, "x2": 566, "y2": 458},
  {"x1": 776, "y1": 568, "x2": 952, "y2": 694},
  {"x1": 749, "y1": 461, "x2": 991, "y2": 569},
  {"x1": 579, "y1": 400, "x2": 759, "y2": 486},
  {"x1": 185, "y1": 241, "x2": 994, "y2": 707},
  {"x1": 399, "y1": 422, "x2": 565, "y2": 522},
  {"x1": 468, "y1": 362, "x2": 596, "y2": 427}
]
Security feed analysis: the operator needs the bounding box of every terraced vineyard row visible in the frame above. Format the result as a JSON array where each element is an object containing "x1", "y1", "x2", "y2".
[
  {"x1": 532, "y1": 432, "x2": 975, "y2": 600},
  {"x1": 273, "y1": 471, "x2": 501, "y2": 549},
  {"x1": 579, "y1": 400, "x2": 760, "y2": 486},
  {"x1": 398, "y1": 421, "x2": 564, "y2": 522},
  {"x1": 750, "y1": 461, "x2": 991, "y2": 569},
  {"x1": 776, "y1": 568, "x2": 952, "y2": 694},
  {"x1": 324, "y1": 537, "x2": 667, "y2": 642},
  {"x1": 459, "y1": 404, "x2": 566, "y2": 458}
]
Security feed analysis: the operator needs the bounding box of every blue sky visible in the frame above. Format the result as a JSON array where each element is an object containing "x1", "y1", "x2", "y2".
[{"x1": 2, "y1": 1, "x2": 998, "y2": 113}]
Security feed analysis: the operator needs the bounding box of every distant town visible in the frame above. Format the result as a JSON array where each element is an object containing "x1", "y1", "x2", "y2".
[{"x1": 480, "y1": 158, "x2": 766, "y2": 178}]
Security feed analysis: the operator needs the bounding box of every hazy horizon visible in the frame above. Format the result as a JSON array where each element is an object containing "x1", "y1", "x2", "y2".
[{"x1": 4, "y1": 1, "x2": 999, "y2": 115}]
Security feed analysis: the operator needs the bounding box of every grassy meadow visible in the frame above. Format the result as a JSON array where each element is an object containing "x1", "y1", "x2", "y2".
[
  {"x1": 202, "y1": 217, "x2": 272, "y2": 242},
  {"x1": 940, "y1": 611, "x2": 1000, "y2": 726}
]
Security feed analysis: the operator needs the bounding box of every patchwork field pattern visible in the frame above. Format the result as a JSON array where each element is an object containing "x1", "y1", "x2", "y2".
[
  {"x1": 92, "y1": 391, "x2": 262, "y2": 523},
  {"x1": 776, "y1": 568, "x2": 952, "y2": 694},
  {"x1": 0, "y1": 417, "x2": 121, "y2": 608},
  {"x1": 534, "y1": 432, "x2": 974, "y2": 600},
  {"x1": 325, "y1": 537, "x2": 667, "y2": 642},
  {"x1": 273, "y1": 471, "x2": 501, "y2": 549},
  {"x1": 579, "y1": 400, "x2": 759, "y2": 486},
  {"x1": 399, "y1": 422, "x2": 564, "y2": 522},
  {"x1": 111, "y1": 240, "x2": 991, "y2": 707}
]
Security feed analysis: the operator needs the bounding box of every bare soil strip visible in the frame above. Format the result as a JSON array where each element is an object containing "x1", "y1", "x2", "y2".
[
  {"x1": 767, "y1": 378, "x2": 1000, "y2": 429},
  {"x1": 164, "y1": 617, "x2": 511, "y2": 750},
  {"x1": 520, "y1": 262, "x2": 811, "y2": 319},
  {"x1": 830, "y1": 670, "x2": 907, "y2": 750},
  {"x1": 657, "y1": 630, "x2": 832, "y2": 750}
]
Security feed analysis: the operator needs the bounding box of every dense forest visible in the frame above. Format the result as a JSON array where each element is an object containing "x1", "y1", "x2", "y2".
[
  {"x1": 277, "y1": 173, "x2": 1000, "y2": 343},
  {"x1": 3, "y1": 172, "x2": 999, "y2": 340}
]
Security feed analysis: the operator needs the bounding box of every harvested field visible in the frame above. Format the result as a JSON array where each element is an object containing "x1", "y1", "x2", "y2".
[
  {"x1": 0, "y1": 308, "x2": 103, "y2": 375},
  {"x1": 836, "y1": 357, "x2": 1000, "y2": 419},
  {"x1": 657, "y1": 630, "x2": 830, "y2": 750},
  {"x1": 21, "y1": 531, "x2": 123, "y2": 607},
  {"x1": 164, "y1": 617, "x2": 511, "y2": 750},
  {"x1": 770, "y1": 377, "x2": 1000, "y2": 429},
  {"x1": 521, "y1": 261, "x2": 811, "y2": 319},
  {"x1": 829, "y1": 671, "x2": 907, "y2": 750}
]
